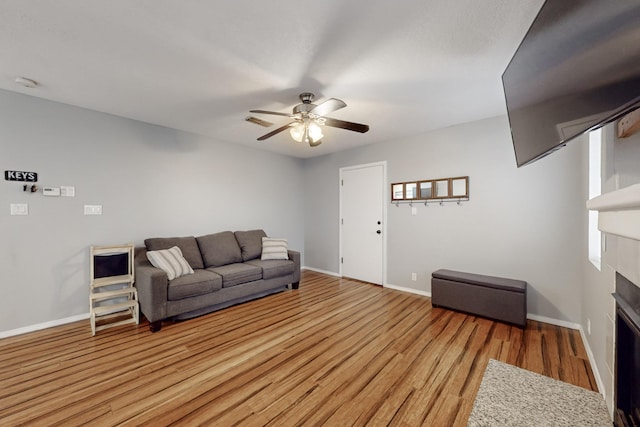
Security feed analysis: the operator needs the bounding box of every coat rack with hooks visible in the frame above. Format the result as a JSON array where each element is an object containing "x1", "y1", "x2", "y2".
[
  {"x1": 392, "y1": 197, "x2": 469, "y2": 207},
  {"x1": 391, "y1": 176, "x2": 469, "y2": 205}
]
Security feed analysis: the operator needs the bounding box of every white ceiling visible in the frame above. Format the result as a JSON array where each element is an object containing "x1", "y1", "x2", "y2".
[{"x1": 0, "y1": 0, "x2": 544, "y2": 158}]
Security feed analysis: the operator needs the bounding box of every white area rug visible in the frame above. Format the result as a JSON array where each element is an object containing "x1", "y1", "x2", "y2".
[{"x1": 467, "y1": 359, "x2": 611, "y2": 427}]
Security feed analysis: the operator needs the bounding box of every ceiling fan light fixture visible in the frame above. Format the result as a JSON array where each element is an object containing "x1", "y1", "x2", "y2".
[
  {"x1": 252, "y1": 92, "x2": 367, "y2": 145},
  {"x1": 290, "y1": 121, "x2": 323, "y2": 144}
]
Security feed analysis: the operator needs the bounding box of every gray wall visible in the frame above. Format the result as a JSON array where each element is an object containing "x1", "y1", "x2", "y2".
[
  {"x1": 2, "y1": 85, "x2": 613, "y2": 358},
  {"x1": 581, "y1": 122, "x2": 640, "y2": 411},
  {"x1": 0, "y1": 90, "x2": 305, "y2": 333},
  {"x1": 303, "y1": 115, "x2": 588, "y2": 323},
  {"x1": 4, "y1": 80, "x2": 637, "y2": 417}
]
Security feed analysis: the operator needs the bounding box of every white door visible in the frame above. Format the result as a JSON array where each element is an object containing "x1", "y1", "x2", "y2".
[{"x1": 340, "y1": 162, "x2": 386, "y2": 285}]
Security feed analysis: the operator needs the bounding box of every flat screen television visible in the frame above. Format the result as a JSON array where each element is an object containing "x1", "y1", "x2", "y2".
[{"x1": 502, "y1": 0, "x2": 640, "y2": 167}]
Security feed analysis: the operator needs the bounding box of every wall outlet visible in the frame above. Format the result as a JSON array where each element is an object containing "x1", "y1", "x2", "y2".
[
  {"x1": 10, "y1": 203, "x2": 28, "y2": 216},
  {"x1": 587, "y1": 318, "x2": 591, "y2": 335},
  {"x1": 411, "y1": 273, "x2": 417, "y2": 281},
  {"x1": 84, "y1": 205, "x2": 102, "y2": 215}
]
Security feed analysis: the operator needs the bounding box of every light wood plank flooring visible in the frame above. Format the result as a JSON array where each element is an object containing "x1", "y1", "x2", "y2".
[{"x1": 0, "y1": 270, "x2": 598, "y2": 426}]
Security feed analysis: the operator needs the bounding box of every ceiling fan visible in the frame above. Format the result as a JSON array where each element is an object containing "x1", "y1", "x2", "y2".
[{"x1": 248, "y1": 92, "x2": 369, "y2": 147}]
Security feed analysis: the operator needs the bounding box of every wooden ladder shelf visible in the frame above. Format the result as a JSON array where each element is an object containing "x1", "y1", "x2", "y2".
[{"x1": 89, "y1": 244, "x2": 139, "y2": 335}]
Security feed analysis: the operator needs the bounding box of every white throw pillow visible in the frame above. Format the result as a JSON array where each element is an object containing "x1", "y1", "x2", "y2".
[
  {"x1": 261, "y1": 237, "x2": 288, "y2": 260},
  {"x1": 146, "y1": 246, "x2": 194, "y2": 280}
]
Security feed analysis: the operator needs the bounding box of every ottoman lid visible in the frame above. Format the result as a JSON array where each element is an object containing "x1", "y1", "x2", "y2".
[{"x1": 432, "y1": 269, "x2": 527, "y2": 292}]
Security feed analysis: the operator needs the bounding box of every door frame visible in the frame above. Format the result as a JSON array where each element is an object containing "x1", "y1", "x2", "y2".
[{"x1": 339, "y1": 161, "x2": 387, "y2": 285}]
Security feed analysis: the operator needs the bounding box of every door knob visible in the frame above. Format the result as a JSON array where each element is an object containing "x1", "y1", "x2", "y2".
[{"x1": 376, "y1": 230, "x2": 381, "y2": 234}]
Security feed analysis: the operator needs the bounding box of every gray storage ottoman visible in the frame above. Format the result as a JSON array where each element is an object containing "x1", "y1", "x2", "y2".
[{"x1": 431, "y1": 269, "x2": 527, "y2": 328}]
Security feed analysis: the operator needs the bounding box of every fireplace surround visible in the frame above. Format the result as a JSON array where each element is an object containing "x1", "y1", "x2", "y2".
[
  {"x1": 587, "y1": 183, "x2": 640, "y2": 425},
  {"x1": 613, "y1": 273, "x2": 640, "y2": 426}
]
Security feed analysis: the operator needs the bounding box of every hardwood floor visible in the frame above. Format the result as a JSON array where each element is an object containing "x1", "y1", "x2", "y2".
[{"x1": 0, "y1": 270, "x2": 598, "y2": 426}]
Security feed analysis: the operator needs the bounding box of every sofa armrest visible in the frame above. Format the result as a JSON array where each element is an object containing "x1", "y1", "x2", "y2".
[
  {"x1": 288, "y1": 250, "x2": 301, "y2": 285},
  {"x1": 134, "y1": 263, "x2": 169, "y2": 323}
]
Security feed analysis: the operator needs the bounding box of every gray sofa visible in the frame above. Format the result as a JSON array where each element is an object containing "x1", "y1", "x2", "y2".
[{"x1": 134, "y1": 229, "x2": 300, "y2": 332}]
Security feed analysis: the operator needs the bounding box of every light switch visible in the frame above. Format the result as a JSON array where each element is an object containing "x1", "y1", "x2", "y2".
[
  {"x1": 84, "y1": 205, "x2": 102, "y2": 215},
  {"x1": 411, "y1": 207, "x2": 417, "y2": 216},
  {"x1": 61, "y1": 186, "x2": 75, "y2": 197},
  {"x1": 10, "y1": 203, "x2": 28, "y2": 215}
]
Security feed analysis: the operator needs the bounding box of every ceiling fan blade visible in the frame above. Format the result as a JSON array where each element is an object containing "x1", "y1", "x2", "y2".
[
  {"x1": 322, "y1": 117, "x2": 370, "y2": 133},
  {"x1": 257, "y1": 122, "x2": 295, "y2": 141},
  {"x1": 310, "y1": 98, "x2": 347, "y2": 116},
  {"x1": 245, "y1": 116, "x2": 274, "y2": 127},
  {"x1": 250, "y1": 109, "x2": 294, "y2": 118}
]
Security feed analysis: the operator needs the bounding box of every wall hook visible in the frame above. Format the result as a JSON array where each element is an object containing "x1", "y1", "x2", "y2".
[{"x1": 439, "y1": 201, "x2": 444, "y2": 206}]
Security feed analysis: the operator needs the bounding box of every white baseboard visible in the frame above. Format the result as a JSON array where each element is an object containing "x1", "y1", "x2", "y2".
[
  {"x1": 302, "y1": 266, "x2": 341, "y2": 277},
  {"x1": 0, "y1": 313, "x2": 89, "y2": 339},
  {"x1": 525, "y1": 314, "x2": 580, "y2": 330},
  {"x1": 577, "y1": 325, "x2": 608, "y2": 403},
  {"x1": 384, "y1": 283, "x2": 431, "y2": 297}
]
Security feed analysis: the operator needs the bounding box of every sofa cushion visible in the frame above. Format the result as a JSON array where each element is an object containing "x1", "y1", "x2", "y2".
[
  {"x1": 207, "y1": 263, "x2": 262, "y2": 288},
  {"x1": 145, "y1": 236, "x2": 204, "y2": 269},
  {"x1": 245, "y1": 259, "x2": 295, "y2": 280},
  {"x1": 168, "y1": 269, "x2": 222, "y2": 301},
  {"x1": 196, "y1": 231, "x2": 243, "y2": 267},
  {"x1": 146, "y1": 246, "x2": 194, "y2": 280},
  {"x1": 234, "y1": 229, "x2": 267, "y2": 261},
  {"x1": 261, "y1": 237, "x2": 289, "y2": 260}
]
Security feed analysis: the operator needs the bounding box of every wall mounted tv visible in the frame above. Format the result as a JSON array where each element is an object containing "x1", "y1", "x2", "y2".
[{"x1": 503, "y1": 0, "x2": 640, "y2": 167}]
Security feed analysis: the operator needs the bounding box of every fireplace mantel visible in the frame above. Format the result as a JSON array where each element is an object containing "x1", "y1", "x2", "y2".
[{"x1": 587, "y1": 183, "x2": 640, "y2": 241}]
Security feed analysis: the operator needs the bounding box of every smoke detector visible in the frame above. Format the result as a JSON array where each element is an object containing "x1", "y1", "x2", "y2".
[{"x1": 15, "y1": 76, "x2": 38, "y2": 88}]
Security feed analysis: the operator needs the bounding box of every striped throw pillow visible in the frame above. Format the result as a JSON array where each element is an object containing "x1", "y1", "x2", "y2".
[
  {"x1": 146, "y1": 246, "x2": 194, "y2": 280},
  {"x1": 261, "y1": 237, "x2": 288, "y2": 260}
]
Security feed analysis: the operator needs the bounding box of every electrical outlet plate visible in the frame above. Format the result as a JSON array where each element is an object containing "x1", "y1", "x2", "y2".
[
  {"x1": 10, "y1": 203, "x2": 28, "y2": 215},
  {"x1": 84, "y1": 205, "x2": 102, "y2": 215}
]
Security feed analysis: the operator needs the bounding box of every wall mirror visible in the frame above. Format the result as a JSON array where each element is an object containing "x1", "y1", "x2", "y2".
[
  {"x1": 392, "y1": 183, "x2": 404, "y2": 200},
  {"x1": 451, "y1": 177, "x2": 469, "y2": 197},
  {"x1": 419, "y1": 181, "x2": 433, "y2": 199},
  {"x1": 435, "y1": 180, "x2": 450, "y2": 198},
  {"x1": 405, "y1": 182, "x2": 417, "y2": 199},
  {"x1": 391, "y1": 176, "x2": 469, "y2": 202}
]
